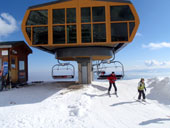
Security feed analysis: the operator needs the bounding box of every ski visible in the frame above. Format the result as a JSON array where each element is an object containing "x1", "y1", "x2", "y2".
[
  {"x1": 108, "y1": 92, "x2": 118, "y2": 97},
  {"x1": 137, "y1": 101, "x2": 146, "y2": 105},
  {"x1": 136, "y1": 100, "x2": 146, "y2": 105},
  {"x1": 108, "y1": 92, "x2": 111, "y2": 97},
  {"x1": 111, "y1": 93, "x2": 118, "y2": 97},
  {"x1": 141, "y1": 100, "x2": 150, "y2": 104},
  {"x1": 133, "y1": 97, "x2": 150, "y2": 104},
  {"x1": 115, "y1": 93, "x2": 118, "y2": 97}
]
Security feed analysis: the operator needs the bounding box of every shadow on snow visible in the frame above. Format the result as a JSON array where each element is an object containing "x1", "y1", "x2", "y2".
[
  {"x1": 91, "y1": 84, "x2": 108, "y2": 91},
  {"x1": 139, "y1": 118, "x2": 170, "y2": 125},
  {"x1": 0, "y1": 82, "x2": 75, "y2": 107},
  {"x1": 110, "y1": 101, "x2": 136, "y2": 107}
]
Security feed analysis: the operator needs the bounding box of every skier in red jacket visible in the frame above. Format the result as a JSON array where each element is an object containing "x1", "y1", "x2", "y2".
[{"x1": 107, "y1": 72, "x2": 117, "y2": 95}]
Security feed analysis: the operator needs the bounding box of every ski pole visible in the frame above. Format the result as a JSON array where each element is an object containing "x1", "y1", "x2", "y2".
[{"x1": 133, "y1": 92, "x2": 138, "y2": 100}]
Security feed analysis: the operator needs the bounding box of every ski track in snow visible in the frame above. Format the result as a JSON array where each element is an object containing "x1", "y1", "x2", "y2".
[{"x1": 0, "y1": 78, "x2": 170, "y2": 128}]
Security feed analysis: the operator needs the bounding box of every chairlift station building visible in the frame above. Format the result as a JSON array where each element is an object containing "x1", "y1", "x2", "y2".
[
  {"x1": 22, "y1": 0, "x2": 139, "y2": 84},
  {"x1": 0, "y1": 41, "x2": 32, "y2": 85}
]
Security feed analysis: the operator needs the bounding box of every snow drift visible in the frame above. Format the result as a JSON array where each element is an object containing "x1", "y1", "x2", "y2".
[{"x1": 147, "y1": 77, "x2": 170, "y2": 105}]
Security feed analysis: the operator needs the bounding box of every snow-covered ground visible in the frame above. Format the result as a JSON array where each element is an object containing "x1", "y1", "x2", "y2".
[{"x1": 0, "y1": 77, "x2": 170, "y2": 128}]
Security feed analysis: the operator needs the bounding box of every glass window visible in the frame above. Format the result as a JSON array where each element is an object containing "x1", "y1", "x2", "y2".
[
  {"x1": 11, "y1": 58, "x2": 16, "y2": 69},
  {"x1": 53, "y1": 9, "x2": 65, "y2": 24},
  {"x1": 93, "y1": 24, "x2": 106, "y2": 42},
  {"x1": 110, "y1": 6, "x2": 134, "y2": 21},
  {"x1": 81, "y1": 7, "x2": 91, "y2": 23},
  {"x1": 92, "y1": 7, "x2": 105, "y2": 22},
  {"x1": 26, "y1": 27, "x2": 31, "y2": 40},
  {"x1": 67, "y1": 25, "x2": 77, "y2": 43},
  {"x1": 19, "y1": 61, "x2": 25, "y2": 71},
  {"x1": 26, "y1": 10, "x2": 48, "y2": 25},
  {"x1": 19, "y1": 72, "x2": 25, "y2": 79},
  {"x1": 81, "y1": 24, "x2": 91, "y2": 43},
  {"x1": 67, "y1": 8, "x2": 76, "y2": 23},
  {"x1": 111, "y1": 23, "x2": 128, "y2": 41},
  {"x1": 129, "y1": 22, "x2": 135, "y2": 36},
  {"x1": 33, "y1": 27, "x2": 48, "y2": 45},
  {"x1": 53, "y1": 26, "x2": 65, "y2": 44}
]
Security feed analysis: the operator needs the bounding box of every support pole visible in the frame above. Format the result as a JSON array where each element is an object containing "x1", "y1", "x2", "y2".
[{"x1": 77, "y1": 58, "x2": 92, "y2": 84}]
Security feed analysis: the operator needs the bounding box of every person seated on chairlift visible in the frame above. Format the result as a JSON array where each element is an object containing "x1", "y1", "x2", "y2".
[{"x1": 100, "y1": 71, "x2": 105, "y2": 76}]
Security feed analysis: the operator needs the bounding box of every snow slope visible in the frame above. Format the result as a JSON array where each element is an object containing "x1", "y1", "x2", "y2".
[{"x1": 0, "y1": 78, "x2": 170, "y2": 128}]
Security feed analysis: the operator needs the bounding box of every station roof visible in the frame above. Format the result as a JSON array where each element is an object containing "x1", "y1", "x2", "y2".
[
  {"x1": 29, "y1": 0, "x2": 131, "y2": 9},
  {"x1": 0, "y1": 41, "x2": 32, "y2": 54}
]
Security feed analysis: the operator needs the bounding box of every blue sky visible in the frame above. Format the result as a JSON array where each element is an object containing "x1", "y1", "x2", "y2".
[{"x1": 0, "y1": 0, "x2": 170, "y2": 81}]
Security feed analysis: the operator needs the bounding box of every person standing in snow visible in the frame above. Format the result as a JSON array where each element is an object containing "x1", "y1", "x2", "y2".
[
  {"x1": 137, "y1": 78, "x2": 146, "y2": 101},
  {"x1": 0, "y1": 66, "x2": 3, "y2": 91},
  {"x1": 107, "y1": 72, "x2": 117, "y2": 95}
]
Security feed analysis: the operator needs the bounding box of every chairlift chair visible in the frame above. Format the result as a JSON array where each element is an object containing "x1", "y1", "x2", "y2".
[
  {"x1": 51, "y1": 63, "x2": 75, "y2": 79},
  {"x1": 97, "y1": 61, "x2": 124, "y2": 80}
]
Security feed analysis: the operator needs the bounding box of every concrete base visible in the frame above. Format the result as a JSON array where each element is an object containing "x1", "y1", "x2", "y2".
[{"x1": 77, "y1": 58, "x2": 92, "y2": 84}]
